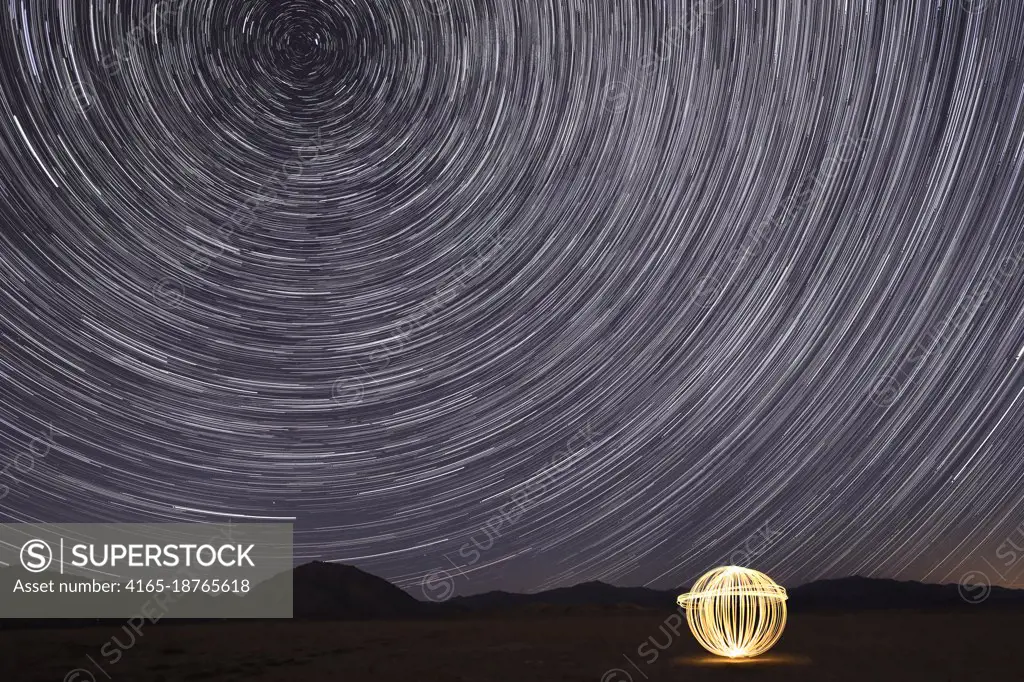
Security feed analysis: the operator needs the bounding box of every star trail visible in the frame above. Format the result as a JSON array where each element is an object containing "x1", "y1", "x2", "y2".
[{"x1": 1, "y1": 0, "x2": 1024, "y2": 599}]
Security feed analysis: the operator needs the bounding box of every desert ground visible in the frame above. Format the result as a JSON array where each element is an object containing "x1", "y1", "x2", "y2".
[{"x1": 3, "y1": 610, "x2": 1021, "y2": 681}]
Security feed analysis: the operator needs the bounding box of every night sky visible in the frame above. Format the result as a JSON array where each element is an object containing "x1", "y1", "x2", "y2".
[{"x1": 1, "y1": 0, "x2": 1024, "y2": 600}]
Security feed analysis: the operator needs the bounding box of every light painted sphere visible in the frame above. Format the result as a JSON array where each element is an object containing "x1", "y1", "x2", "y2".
[{"x1": 676, "y1": 566, "x2": 788, "y2": 658}]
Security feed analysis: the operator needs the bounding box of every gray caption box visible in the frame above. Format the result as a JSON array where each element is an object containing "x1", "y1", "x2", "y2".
[{"x1": 1, "y1": 523, "x2": 293, "y2": 619}]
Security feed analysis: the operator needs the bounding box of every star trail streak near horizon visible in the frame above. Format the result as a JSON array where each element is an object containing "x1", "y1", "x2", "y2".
[{"x1": 1, "y1": 0, "x2": 1024, "y2": 598}]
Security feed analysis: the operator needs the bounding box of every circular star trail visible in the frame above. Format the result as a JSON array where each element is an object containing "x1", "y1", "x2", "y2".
[{"x1": 2, "y1": 0, "x2": 1024, "y2": 596}]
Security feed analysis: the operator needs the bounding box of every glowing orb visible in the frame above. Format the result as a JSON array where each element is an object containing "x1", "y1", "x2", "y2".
[{"x1": 676, "y1": 566, "x2": 788, "y2": 658}]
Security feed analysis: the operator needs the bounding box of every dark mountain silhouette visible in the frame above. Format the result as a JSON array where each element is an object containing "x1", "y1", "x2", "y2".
[
  {"x1": 786, "y1": 575, "x2": 1024, "y2": 610},
  {"x1": 445, "y1": 575, "x2": 1024, "y2": 614},
  {"x1": 450, "y1": 580, "x2": 673, "y2": 611},
  {"x1": 253, "y1": 561, "x2": 427, "y2": 619}
]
